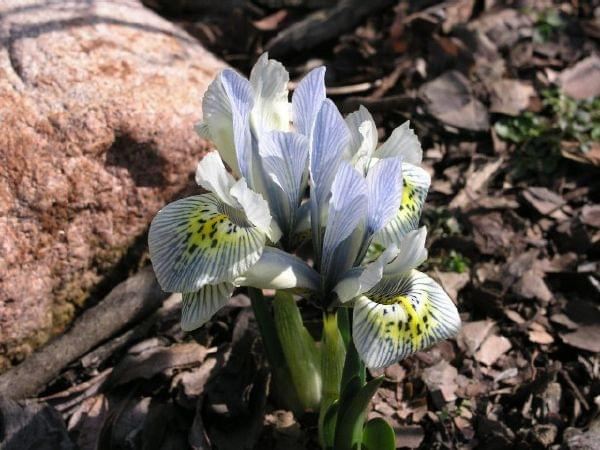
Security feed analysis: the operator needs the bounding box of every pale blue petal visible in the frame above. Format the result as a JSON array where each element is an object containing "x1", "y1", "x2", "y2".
[
  {"x1": 384, "y1": 227, "x2": 428, "y2": 275},
  {"x1": 201, "y1": 73, "x2": 239, "y2": 176},
  {"x1": 250, "y1": 53, "x2": 290, "y2": 131},
  {"x1": 373, "y1": 162, "x2": 431, "y2": 247},
  {"x1": 292, "y1": 67, "x2": 326, "y2": 136},
  {"x1": 235, "y1": 246, "x2": 320, "y2": 292},
  {"x1": 309, "y1": 99, "x2": 350, "y2": 261},
  {"x1": 334, "y1": 245, "x2": 398, "y2": 303},
  {"x1": 260, "y1": 131, "x2": 309, "y2": 232},
  {"x1": 181, "y1": 282, "x2": 235, "y2": 331},
  {"x1": 195, "y1": 151, "x2": 237, "y2": 207},
  {"x1": 230, "y1": 179, "x2": 280, "y2": 242},
  {"x1": 377, "y1": 121, "x2": 422, "y2": 165},
  {"x1": 344, "y1": 105, "x2": 377, "y2": 162},
  {"x1": 220, "y1": 69, "x2": 254, "y2": 181},
  {"x1": 148, "y1": 194, "x2": 266, "y2": 292},
  {"x1": 321, "y1": 162, "x2": 367, "y2": 277},
  {"x1": 353, "y1": 270, "x2": 461, "y2": 368},
  {"x1": 366, "y1": 156, "x2": 404, "y2": 235},
  {"x1": 310, "y1": 99, "x2": 350, "y2": 207}
]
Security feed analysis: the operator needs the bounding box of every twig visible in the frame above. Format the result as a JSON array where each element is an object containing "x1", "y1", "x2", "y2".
[
  {"x1": 265, "y1": 0, "x2": 394, "y2": 57},
  {"x1": 341, "y1": 94, "x2": 415, "y2": 114},
  {"x1": 0, "y1": 267, "x2": 168, "y2": 399},
  {"x1": 560, "y1": 369, "x2": 590, "y2": 411}
]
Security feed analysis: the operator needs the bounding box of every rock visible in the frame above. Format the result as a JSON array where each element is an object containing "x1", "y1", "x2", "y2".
[{"x1": 0, "y1": 0, "x2": 225, "y2": 369}]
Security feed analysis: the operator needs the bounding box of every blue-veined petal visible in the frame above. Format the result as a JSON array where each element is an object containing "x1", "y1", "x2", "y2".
[
  {"x1": 235, "y1": 246, "x2": 320, "y2": 292},
  {"x1": 373, "y1": 163, "x2": 431, "y2": 247},
  {"x1": 148, "y1": 194, "x2": 266, "y2": 292},
  {"x1": 376, "y1": 121, "x2": 422, "y2": 165},
  {"x1": 201, "y1": 72, "x2": 239, "y2": 176},
  {"x1": 384, "y1": 227, "x2": 427, "y2": 275},
  {"x1": 344, "y1": 105, "x2": 377, "y2": 165},
  {"x1": 250, "y1": 53, "x2": 290, "y2": 131},
  {"x1": 195, "y1": 151, "x2": 238, "y2": 207},
  {"x1": 181, "y1": 282, "x2": 235, "y2": 331},
  {"x1": 366, "y1": 156, "x2": 403, "y2": 236},
  {"x1": 353, "y1": 270, "x2": 460, "y2": 368},
  {"x1": 321, "y1": 162, "x2": 367, "y2": 278},
  {"x1": 292, "y1": 66, "x2": 326, "y2": 136},
  {"x1": 334, "y1": 245, "x2": 398, "y2": 304},
  {"x1": 309, "y1": 99, "x2": 350, "y2": 259},
  {"x1": 260, "y1": 131, "x2": 309, "y2": 232},
  {"x1": 310, "y1": 99, "x2": 350, "y2": 206},
  {"x1": 220, "y1": 69, "x2": 255, "y2": 181}
]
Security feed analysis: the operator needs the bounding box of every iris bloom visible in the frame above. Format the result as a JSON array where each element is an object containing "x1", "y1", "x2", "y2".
[{"x1": 148, "y1": 54, "x2": 460, "y2": 369}]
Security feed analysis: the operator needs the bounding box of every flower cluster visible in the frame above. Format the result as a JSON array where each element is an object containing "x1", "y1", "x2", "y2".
[{"x1": 148, "y1": 54, "x2": 460, "y2": 369}]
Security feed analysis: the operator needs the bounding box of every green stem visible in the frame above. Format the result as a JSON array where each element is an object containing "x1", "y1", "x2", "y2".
[
  {"x1": 273, "y1": 291, "x2": 322, "y2": 411},
  {"x1": 248, "y1": 288, "x2": 303, "y2": 414},
  {"x1": 319, "y1": 310, "x2": 346, "y2": 447}
]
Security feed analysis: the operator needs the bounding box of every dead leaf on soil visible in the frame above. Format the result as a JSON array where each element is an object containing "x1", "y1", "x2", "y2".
[
  {"x1": 419, "y1": 70, "x2": 489, "y2": 131},
  {"x1": 559, "y1": 54, "x2": 600, "y2": 100},
  {"x1": 457, "y1": 320, "x2": 495, "y2": 355},
  {"x1": 474, "y1": 334, "x2": 511, "y2": 366},
  {"x1": 422, "y1": 359, "x2": 458, "y2": 402}
]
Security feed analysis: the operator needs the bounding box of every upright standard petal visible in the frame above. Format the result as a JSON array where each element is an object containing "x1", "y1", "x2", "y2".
[
  {"x1": 235, "y1": 246, "x2": 320, "y2": 292},
  {"x1": 201, "y1": 73, "x2": 239, "y2": 176},
  {"x1": 321, "y1": 163, "x2": 367, "y2": 278},
  {"x1": 353, "y1": 270, "x2": 461, "y2": 368},
  {"x1": 377, "y1": 121, "x2": 423, "y2": 165},
  {"x1": 373, "y1": 163, "x2": 431, "y2": 247},
  {"x1": 220, "y1": 69, "x2": 255, "y2": 181},
  {"x1": 195, "y1": 151, "x2": 237, "y2": 207},
  {"x1": 181, "y1": 282, "x2": 235, "y2": 331},
  {"x1": 309, "y1": 99, "x2": 350, "y2": 261},
  {"x1": 344, "y1": 105, "x2": 378, "y2": 165},
  {"x1": 365, "y1": 157, "x2": 404, "y2": 236},
  {"x1": 260, "y1": 131, "x2": 309, "y2": 231},
  {"x1": 292, "y1": 67, "x2": 326, "y2": 136},
  {"x1": 148, "y1": 194, "x2": 266, "y2": 292},
  {"x1": 250, "y1": 53, "x2": 290, "y2": 131}
]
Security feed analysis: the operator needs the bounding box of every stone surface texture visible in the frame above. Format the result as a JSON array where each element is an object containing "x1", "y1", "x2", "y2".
[{"x1": 0, "y1": 0, "x2": 225, "y2": 368}]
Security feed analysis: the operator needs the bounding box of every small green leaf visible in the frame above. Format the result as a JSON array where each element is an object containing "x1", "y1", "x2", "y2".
[
  {"x1": 341, "y1": 340, "x2": 365, "y2": 394},
  {"x1": 334, "y1": 377, "x2": 384, "y2": 450},
  {"x1": 321, "y1": 400, "x2": 339, "y2": 449},
  {"x1": 362, "y1": 418, "x2": 396, "y2": 450}
]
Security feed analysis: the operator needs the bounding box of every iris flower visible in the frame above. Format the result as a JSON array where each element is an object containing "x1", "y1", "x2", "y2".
[{"x1": 148, "y1": 54, "x2": 460, "y2": 369}]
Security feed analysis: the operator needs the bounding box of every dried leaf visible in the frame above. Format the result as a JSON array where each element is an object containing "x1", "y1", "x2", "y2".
[
  {"x1": 489, "y1": 79, "x2": 535, "y2": 116},
  {"x1": 422, "y1": 359, "x2": 458, "y2": 402},
  {"x1": 474, "y1": 335, "x2": 511, "y2": 366},
  {"x1": 559, "y1": 55, "x2": 600, "y2": 100},
  {"x1": 457, "y1": 320, "x2": 495, "y2": 355},
  {"x1": 419, "y1": 71, "x2": 489, "y2": 131}
]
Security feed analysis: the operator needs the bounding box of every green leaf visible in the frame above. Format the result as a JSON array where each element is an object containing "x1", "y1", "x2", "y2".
[
  {"x1": 341, "y1": 340, "x2": 365, "y2": 394},
  {"x1": 248, "y1": 288, "x2": 304, "y2": 414},
  {"x1": 337, "y1": 307, "x2": 351, "y2": 348},
  {"x1": 273, "y1": 291, "x2": 322, "y2": 411},
  {"x1": 362, "y1": 418, "x2": 396, "y2": 450},
  {"x1": 319, "y1": 311, "x2": 346, "y2": 445},
  {"x1": 321, "y1": 400, "x2": 339, "y2": 450},
  {"x1": 334, "y1": 377, "x2": 384, "y2": 450}
]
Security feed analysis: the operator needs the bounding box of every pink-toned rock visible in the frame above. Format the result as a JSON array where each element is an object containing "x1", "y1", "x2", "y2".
[{"x1": 0, "y1": 0, "x2": 225, "y2": 369}]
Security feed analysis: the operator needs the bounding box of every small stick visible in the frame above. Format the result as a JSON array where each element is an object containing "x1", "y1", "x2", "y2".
[
  {"x1": 265, "y1": 0, "x2": 394, "y2": 57},
  {"x1": 0, "y1": 267, "x2": 168, "y2": 399}
]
